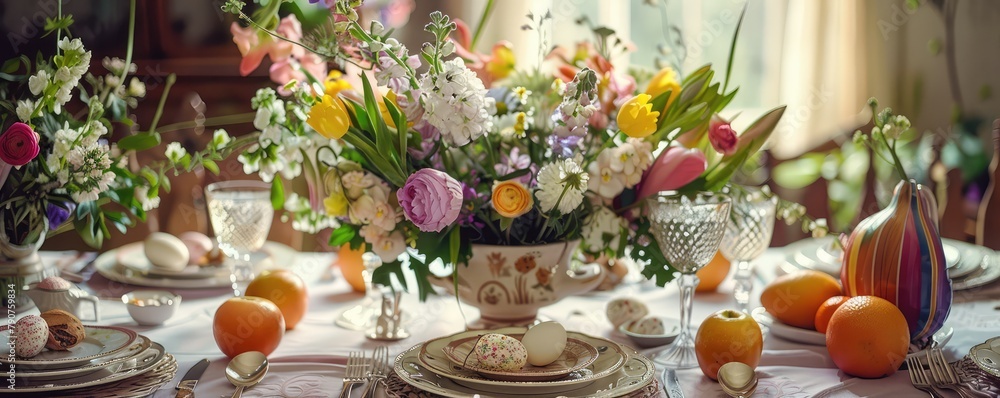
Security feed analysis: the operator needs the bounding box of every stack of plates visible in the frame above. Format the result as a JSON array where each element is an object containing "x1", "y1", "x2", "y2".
[
  {"x1": 94, "y1": 241, "x2": 296, "y2": 289},
  {"x1": 0, "y1": 325, "x2": 176, "y2": 396},
  {"x1": 780, "y1": 237, "x2": 1000, "y2": 290},
  {"x1": 392, "y1": 327, "x2": 656, "y2": 397}
]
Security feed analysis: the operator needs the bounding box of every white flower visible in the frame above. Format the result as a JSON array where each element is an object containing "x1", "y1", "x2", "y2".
[
  {"x1": 28, "y1": 70, "x2": 49, "y2": 95},
  {"x1": 582, "y1": 206, "x2": 627, "y2": 253},
  {"x1": 16, "y1": 100, "x2": 34, "y2": 122},
  {"x1": 259, "y1": 125, "x2": 282, "y2": 147},
  {"x1": 536, "y1": 158, "x2": 589, "y2": 214},
  {"x1": 371, "y1": 231, "x2": 406, "y2": 263},
  {"x1": 58, "y1": 37, "x2": 83, "y2": 53},
  {"x1": 610, "y1": 138, "x2": 653, "y2": 188},
  {"x1": 587, "y1": 150, "x2": 625, "y2": 199},
  {"x1": 55, "y1": 66, "x2": 73, "y2": 84},
  {"x1": 341, "y1": 171, "x2": 372, "y2": 200},
  {"x1": 253, "y1": 106, "x2": 273, "y2": 131},
  {"x1": 349, "y1": 194, "x2": 377, "y2": 224},
  {"x1": 165, "y1": 142, "x2": 187, "y2": 163},
  {"x1": 212, "y1": 129, "x2": 232, "y2": 150},
  {"x1": 371, "y1": 200, "x2": 398, "y2": 232},
  {"x1": 127, "y1": 77, "x2": 145, "y2": 97},
  {"x1": 418, "y1": 58, "x2": 495, "y2": 146},
  {"x1": 54, "y1": 85, "x2": 73, "y2": 106},
  {"x1": 895, "y1": 115, "x2": 911, "y2": 130},
  {"x1": 134, "y1": 185, "x2": 161, "y2": 211}
]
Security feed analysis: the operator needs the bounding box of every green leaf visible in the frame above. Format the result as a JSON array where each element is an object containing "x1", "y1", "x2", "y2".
[
  {"x1": 270, "y1": 178, "x2": 284, "y2": 210},
  {"x1": 202, "y1": 159, "x2": 219, "y2": 175},
  {"x1": 1, "y1": 58, "x2": 20, "y2": 74},
  {"x1": 499, "y1": 216, "x2": 513, "y2": 231},
  {"x1": 773, "y1": 154, "x2": 825, "y2": 189},
  {"x1": 117, "y1": 133, "x2": 161, "y2": 151},
  {"x1": 497, "y1": 168, "x2": 530, "y2": 181},
  {"x1": 723, "y1": 3, "x2": 748, "y2": 92},
  {"x1": 328, "y1": 224, "x2": 357, "y2": 247}
]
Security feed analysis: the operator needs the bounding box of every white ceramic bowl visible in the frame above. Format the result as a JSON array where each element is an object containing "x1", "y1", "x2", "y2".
[
  {"x1": 122, "y1": 290, "x2": 181, "y2": 325},
  {"x1": 618, "y1": 316, "x2": 681, "y2": 348}
]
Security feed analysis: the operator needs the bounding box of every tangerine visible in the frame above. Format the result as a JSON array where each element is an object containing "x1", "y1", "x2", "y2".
[
  {"x1": 826, "y1": 296, "x2": 909, "y2": 378},
  {"x1": 245, "y1": 269, "x2": 309, "y2": 330},
  {"x1": 814, "y1": 295, "x2": 849, "y2": 334},
  {"x1": 696, "y1": 251, "x2": 730, "y2": 293},
  {"x1": 760, "y1": 270, "x2": 841, "y2": 330},
  {"x1": 213, "y1": 296, "x2": 285, "y2": 358},
  {"x1": 336, "y1": 243, "x2": 366, "y2": 292}
]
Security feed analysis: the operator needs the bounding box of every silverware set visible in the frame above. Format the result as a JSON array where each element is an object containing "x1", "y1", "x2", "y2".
[
  {"x1": 907, "y1": 348, "x2": 984, "y2": 398},
  {"x1": 340, "y1": 346, "x2": 391, "y2": 398}
]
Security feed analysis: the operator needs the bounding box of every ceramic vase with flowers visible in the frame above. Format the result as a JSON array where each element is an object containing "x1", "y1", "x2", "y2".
[
  {"x1": 841, "y1": 99, "x2": 952, "y2": 347},
  {"x1": 223, "y1": 0, "x2": 788, "y2": 327}
]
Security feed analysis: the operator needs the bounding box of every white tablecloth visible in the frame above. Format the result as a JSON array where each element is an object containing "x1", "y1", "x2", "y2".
[{"x1": 29, "y1": 245, "x2": 1000, "y2": 397}]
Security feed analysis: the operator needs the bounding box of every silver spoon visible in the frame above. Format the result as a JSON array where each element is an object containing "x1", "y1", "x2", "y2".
[
  {"x1": 717, "y1": 362, "x2": 757, "y2": 398},
  {"x1": 225, "y1": 351, "x2": 269, "y2": 398}
]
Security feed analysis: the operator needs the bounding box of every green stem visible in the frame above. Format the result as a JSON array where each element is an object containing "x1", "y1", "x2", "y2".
[
  {"x1": 146, "y1": 74, "x2": 177, "y2": 134},
  {"x1": 155, "y1": 112, "x2": 257, "y2": 134},
  {"x1": 235, "y1": 9, "x2": 335, "y2": 59},
  {"x1": 118, "y1": 0, "x2": 136, "y2": 86},
  {"x1": 889, "y1": 139, "x2": 909, "y2": 181},
  {"x1": 56, "y1": 1, "x2": 62, "y2": 55},
  {"x1": 469, "y1": 0, "x2": 496, "y2": 52}
]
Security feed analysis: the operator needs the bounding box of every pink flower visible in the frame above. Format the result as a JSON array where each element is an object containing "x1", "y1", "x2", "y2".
[
  {"x1": 232, "y1": 15, "x2": 309, "y2": 78},
  {"x1": 0, "y1": 122, "x2": 40, "y2": 166},
  {"x1": 635, "y1": 146, "x2": 707, "y2": 201},
  {"x1": 398, "y1": 169, "x2": 463, "y2": 232},
  {"x1": 708, "y1": 120, "x2": 738, "y2": 155}
]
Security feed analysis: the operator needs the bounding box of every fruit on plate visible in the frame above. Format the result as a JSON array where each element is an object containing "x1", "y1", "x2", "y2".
[
  {"x1": 814, "y1": 295, "x2": 849, "y2": 334},
  {"x1": 826, "y1": 296, "x2": 909, "y2": 378},
  {"x1": 473, "y1": 333, "x2": 527, "y2": 371},
  {"x1": 695, "y1": 309, "x2": 764, "y2": 380},
  {"x1": 521, "y1": 321, "x2": 567, "y2": 366},
  {"x1": 695, "y1": 251, "x2": 730, "y2": 292},
  {"x1": 13, "y1": 315, "x2": 48, "y2": 357},
  {"x1": 760, "y1": 270, "x2": 841, "y2": 329},
  {"x1": 213, "y1": 296, "x2": 285, "y2": 358},
  {"x1": 40, "y1": 309, "x2": 86, "y2": 350},
  {"x1": 245, "y1": 269, "x2": 308, "y2": 330}
]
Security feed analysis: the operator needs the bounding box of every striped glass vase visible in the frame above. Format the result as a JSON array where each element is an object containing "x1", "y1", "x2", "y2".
[{"x1": 841, "y1": 179, "x2": 952, "y2": 346}]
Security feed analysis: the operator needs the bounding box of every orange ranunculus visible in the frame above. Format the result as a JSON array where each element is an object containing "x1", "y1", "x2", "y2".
[
  {"x1": 307, "y1": 95, "x2": 350, "y2": 139},
  {"x1": 491, "y1": 180, "x2": 533, "y2": 218},
  {"x1": 617, "y1": 94, "x2": 659, "y2": 138},
  {"x1": 644, "y1": 67, "x2": 681, "y2": 111}
]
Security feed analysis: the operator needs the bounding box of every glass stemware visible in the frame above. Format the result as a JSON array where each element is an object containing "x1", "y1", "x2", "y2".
[
  {"x1": 646, "y1": 191, "x2": 731, "y2": 368},
  {"x1": 720, "y1": 186, "x2": 777, "y2": 313},
  {"x1": 205, "y1": 180, "x2": 274, "y2": 296}
]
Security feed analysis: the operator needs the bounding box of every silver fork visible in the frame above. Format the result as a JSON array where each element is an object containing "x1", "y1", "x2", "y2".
[
  {"x1": 927, "y1": 349, "x2": 983, "y2": 398},
  {"x1": 339, "y1": 351, "x2": 367, "y2": 398},
  {"x1": 362, "y1": 346, "x2": 390, "y2": 398},
  {"x1": 906, "y1": 355, "x2": 944, "y2": 398}
]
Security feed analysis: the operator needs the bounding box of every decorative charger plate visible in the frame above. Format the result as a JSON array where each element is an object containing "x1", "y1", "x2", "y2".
[
  {"x1": 1, "y1": 325, "x2": 138, "y2": 369},
  {"x1": 415, "y1": 327, "x2": 625, "y2": 394},
  {"x1": 116, "y1": 242, "x2": 228, "y2": 279},
  {"x1": 94, "y1": 241, "x2": 295, "y2": 288},
  {"x1": 440, "y1": 334, "x2": 598, "y2": 382},
  {"x1": 13, "y1": 335, "x2": 152, "y2": 379},
  {"x1": 969, "y1": 337, "x2": 1000, "y2": 378},
  {"x1": 397, "y1": 342, "x2": 654, "y2": 398},
  {"x1": 0, "y1": 343, "x2": 166, "y2": 392},
  {"x1": 752, "y1": 307, "x2": 954, "y2": 352}
]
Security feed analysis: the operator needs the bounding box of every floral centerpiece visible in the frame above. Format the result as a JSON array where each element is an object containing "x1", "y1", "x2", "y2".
[
  {"x1": 223, "y1": 0, "x2": 789, "y2": 300},
  {"x1": 1, "y1": 3, "x2": 245, "y2": 267}
]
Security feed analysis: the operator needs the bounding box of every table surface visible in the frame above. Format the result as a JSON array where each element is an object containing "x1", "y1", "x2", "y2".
[{"x1": 21, "y1": 243, "x2": 1000, "y2": 398}]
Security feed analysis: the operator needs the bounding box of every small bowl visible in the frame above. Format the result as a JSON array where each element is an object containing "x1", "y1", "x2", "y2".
[
  {"x1": 121, "y1": 290, "x2": 181, "y2": 326},
  {"x1": 619, "y1": 316, "x2": 681, "y2": 348}
]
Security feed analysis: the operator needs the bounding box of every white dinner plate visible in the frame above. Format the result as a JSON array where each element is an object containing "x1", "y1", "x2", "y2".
[
  {"x1": 953, "y1": 253, "x2": 1000, "y2": 290},
  {"x1": 781, "y1": 237, "x2": 981, "y2": 280},
  {"x1": 117, "y1": 242, "x2": 228, "y2": 279},
  {"x1": 1, "y1": 325, "x2": 138, "y2": 369},
  {"x1": 0, "y1": 343, "x2": 167, "y2": 393},
  {"x1": 94, "y1": 241, "x2": 296, "y2": 289},
  {"x1": 396, "y1": 342, "x2": 655, "y2": 398},
  {"x1": 13, "y1": 335, "x2": 152, "y2": 379},
  {"x1": 752, "y1": 307, "x2": 954, "y2": 351}
]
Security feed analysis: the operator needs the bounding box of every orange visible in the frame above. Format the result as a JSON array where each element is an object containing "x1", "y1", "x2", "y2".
[
  {"x1": 696, "y1": 251, "x2": 730, "y2": 292},
  {"x1": 245, "y1": 269, "x2": 309, "y2": 330},
  {"x1": 826, "y1": 296, "x2": 909, "y2": 378},
  {"x1": 695, "y1": 309, "x2": 763, "y2": 380},
  {"x1": 760, "y1": 270, "x2": 841, "y2": 330},
  {"x1": 213, "y1": 296, "x2": 285, "y2": 358},
  {"x1": 814, "y1": 295, "x2": 849, "y2": 334},
  {"x1": 336, "y1": 243, "x2": 366, "y2": 292}
]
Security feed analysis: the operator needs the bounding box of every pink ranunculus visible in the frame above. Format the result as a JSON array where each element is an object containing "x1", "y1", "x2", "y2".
[
  {"x1": 635, "y1": 146, "x2": 707, "y2": 202},
  {"x1": 397, "y1": 169, "x2": 463, "y2": 232},
  {"x1": 708, "y1": 120, "x2": 738, "y2": 155},
  {"x1": 0, "y1": 122, "x2": 41, "y2": 166}
]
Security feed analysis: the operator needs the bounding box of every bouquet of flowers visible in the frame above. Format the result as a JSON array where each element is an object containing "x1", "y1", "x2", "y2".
[
  {"x1": 0, "y1": 2, "x2": 245, "y2": 251},
  {"x1": 224, "y1": 0, "x2": 786, "y2": 299}
]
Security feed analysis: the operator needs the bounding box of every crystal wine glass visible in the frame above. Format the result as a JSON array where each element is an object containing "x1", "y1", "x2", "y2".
[
  {"x1": 720, "y1": 186, "x2": 777, "y2": 313},
  {"x1": 205, "y1": 180, "x2": 274, "y2": 296},
  {"x1": 646, "y1": 191, "x2": 731, "y2": 368}
]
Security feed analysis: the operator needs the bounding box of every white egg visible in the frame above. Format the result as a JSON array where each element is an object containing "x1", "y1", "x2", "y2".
[
  {"x1": 178, "y1": 231, "x2": 213, "y2": 265},
  {"x1": 144, "y1": 232, "x2": 190, "y2": 271},
  {"x1": 521, "y1": 321, "x2": 567, "y2": 367}
]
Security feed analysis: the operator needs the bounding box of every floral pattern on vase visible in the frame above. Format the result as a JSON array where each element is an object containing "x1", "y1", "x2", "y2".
[{"x1": 841, "y1": 179, "x2": 952, "y2": 345}]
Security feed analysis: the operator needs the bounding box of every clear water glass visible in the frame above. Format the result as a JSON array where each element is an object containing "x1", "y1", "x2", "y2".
[
  {"x1": 720, "y1": 186, "x2": 777, "y2": 313},
  {"x1": 646, "y1": 191, "x2": 731, "y2": 369},
  {"x1": 205, "y1": 180, "x2": 273, "y2": 296}
]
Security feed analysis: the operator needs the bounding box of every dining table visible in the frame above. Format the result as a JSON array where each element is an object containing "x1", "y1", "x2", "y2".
[{"x1": 22, "y1": 239, "x2": 1000, "y2": 398}]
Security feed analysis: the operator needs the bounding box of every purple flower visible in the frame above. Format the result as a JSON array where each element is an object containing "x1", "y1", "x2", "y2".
[
  {"x1": 397, "y1": 169, "x2": 463, "y2": 232},
  {"x1": 46, "y1": 202, "x2": 76, "y2": 228},
  {"x1": 407, "y1": 120, "x2": 439, "y2": 160}
]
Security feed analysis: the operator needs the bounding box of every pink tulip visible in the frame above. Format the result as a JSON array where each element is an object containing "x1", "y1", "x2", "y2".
[
  {"x1": 635, "y1": 146, "x2": 707, "y2": 201},
  {"x1": 709, "y1": 120, "x2": 738, "y2": 155}
]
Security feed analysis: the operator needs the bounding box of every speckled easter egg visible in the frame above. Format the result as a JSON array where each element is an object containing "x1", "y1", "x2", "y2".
[
  {"x1": 14, "y1": 315, "x2": 49, "y2": 358},
  {"x1": 625, "y1": 317, "x2": 666, "y2": 335},
  {"x1": 36, "y1": 276, "x2": 73, "y2": 291},
  {"x1": 606, "y1": 297, "x2": 648, "y2": 328},
  {"x1": 474, "y1": 333, "x2": 527, "y2": 372}
]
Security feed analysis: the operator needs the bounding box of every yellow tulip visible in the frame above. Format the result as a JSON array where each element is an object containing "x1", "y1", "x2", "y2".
[
  {"x1": 308, "y1": 94, "x2": 350, "y2": 139},
  {"x1": 644, "y1": 67, "x2": 681, "y2": 110},
  {"x1": 324, "y1": 70, "x2": 351, "y2": 97},
  {"x1": 491, "y1": 180, "x2": 533, "y2": 218},
  {"x1": 378, "y1": 91, "x2": 410, "y2": 129},
  {"x1": 617, "y1": 94, "x2": 660, "y2": 138}
]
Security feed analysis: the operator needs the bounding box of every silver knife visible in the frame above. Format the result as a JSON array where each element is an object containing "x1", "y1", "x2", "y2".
[
  {"x1": 662, "y1": 368, "x2": 685, "y2": 398},
  {"x1": 175, "y1": 358, "x2": 210, "y2": 398}
]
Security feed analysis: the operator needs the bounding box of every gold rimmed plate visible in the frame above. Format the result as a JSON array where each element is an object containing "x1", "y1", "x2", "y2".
[
  {"x1": 440, "y1": 334, "x2": 598, "y2": 382},
  {"x1": 0, "y1": 325, "x2": 138, "y2": 369}
]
